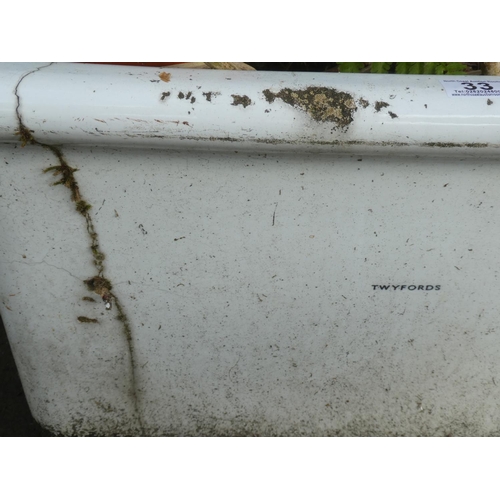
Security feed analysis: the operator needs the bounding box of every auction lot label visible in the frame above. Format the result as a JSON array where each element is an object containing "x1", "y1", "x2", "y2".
[{"x1": 441, "y1": 79, "x2": 500, "y2": 97}]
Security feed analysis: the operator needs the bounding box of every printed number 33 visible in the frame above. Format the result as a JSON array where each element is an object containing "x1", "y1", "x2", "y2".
[{"x1": 461, "y1": 82, "x2": 494, "y2": 91}]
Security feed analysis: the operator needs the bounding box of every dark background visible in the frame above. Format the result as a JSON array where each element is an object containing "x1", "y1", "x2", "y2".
[{"x1": 0, "y1": 315, "x2": 53, "y2": 436}]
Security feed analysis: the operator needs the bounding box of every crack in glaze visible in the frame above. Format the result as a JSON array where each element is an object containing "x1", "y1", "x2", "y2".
[{"x1": 13, "y1": 63, "x2": 145, "y2": 435}]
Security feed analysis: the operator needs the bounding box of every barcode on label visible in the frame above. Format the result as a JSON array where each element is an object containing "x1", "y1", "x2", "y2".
[{"x1": 441, "y1": 79, "x2": 500, "y2": 97}]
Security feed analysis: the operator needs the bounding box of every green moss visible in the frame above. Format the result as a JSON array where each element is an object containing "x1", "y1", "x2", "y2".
[
  {"x1": 15, "y1": 65, "x2": 144, "y2": 432},
  {"x1": 76, "y1": 200, "x2": 92, "y2": 214},
  {"x1": 16, "y1": 124, "x2": 36, "y2": 147}
]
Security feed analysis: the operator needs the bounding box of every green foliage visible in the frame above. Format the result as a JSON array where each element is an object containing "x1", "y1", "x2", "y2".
[
  {"x1": 395, "y1": 62, "x2": 423, "y2": 74},
  {"x1": 339, "y1": 62, "x2": 467, "y2": 75},
  {"x1": 440, "y1": 62, "x2": 468, "y2": 74},
  {"x1": 371, "y1": 62, "x2": 392, "y2": 73},
  {"x1": 338, "y1": 62, "x2": 365, "y2": 73}
]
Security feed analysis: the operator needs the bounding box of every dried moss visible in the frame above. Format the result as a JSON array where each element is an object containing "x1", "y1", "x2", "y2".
[
  {"x1": 231, "y1": 95, "x2": 252, "y2": 108},
  {"x1": 77, "y1": 316, "x2": 99, "y2": 323},
  {"x1": 262, "y1": 86, "x2": 357, "y2": 130},
  {"x1": 84, "y1": 276, "x2": 112, "y2": 294},
  {"x1": 14, "y1": 63, "x2": 145, "y2": 435},
  {"x1": 203, "y1": 91, "x2": 220, "y2": 102},
  {"x1": 16, "y1": 123, "x2": 37, "y2": 147},
  {"x1": 374, "y1": 101, "x2": 389, "y2": 112},
  {"x1": 76, "y1": 200, "x2": 92, "y2": 214}
]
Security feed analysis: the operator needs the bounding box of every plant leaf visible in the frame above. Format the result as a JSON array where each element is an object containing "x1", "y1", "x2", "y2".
[
  {"x1": 443, "y1": 62, "x2": 467, "y2": 75},
  {"x1": 423, "y1": 62, "x2": 439, "y2": 74},
  {"x1": 410, "y1": 63, "x2": 425, "y2": 74},
  {"x1": 371, "y1": 62, "x2": 392, "y2": 74},
  {"x1": 397, "y1": 62, "x2": 426, "y2": 74},
  {"x1": 395, "y1": 62, "x2": 415, "y2": 74},
  {"x1": 338, "y1": 62, "x2": 365, "y2": 73}
]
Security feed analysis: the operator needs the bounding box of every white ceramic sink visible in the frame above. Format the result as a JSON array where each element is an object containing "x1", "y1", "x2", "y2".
[{"x1": 1, "y1": 63, "x2": 500, "y2": 435}]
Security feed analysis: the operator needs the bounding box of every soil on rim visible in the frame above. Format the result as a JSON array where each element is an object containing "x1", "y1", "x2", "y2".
[{"x1": 263, "y1": 86, "x2": 357, "y2": 130}]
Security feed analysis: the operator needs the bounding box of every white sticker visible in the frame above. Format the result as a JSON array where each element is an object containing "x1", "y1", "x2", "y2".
[{"x1": 441, "y1": 79, "x2": 500, "y2": 97}]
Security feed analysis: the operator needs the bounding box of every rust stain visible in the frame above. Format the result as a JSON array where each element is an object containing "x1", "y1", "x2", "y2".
[{"x1": 159, "y1": 72, "x2": 171, "y2": 83}]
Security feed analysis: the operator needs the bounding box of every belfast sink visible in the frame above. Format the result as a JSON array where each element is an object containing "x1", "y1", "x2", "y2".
[{"x1": 1, "y1": 63, "x2": 500, "y2": 435}]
